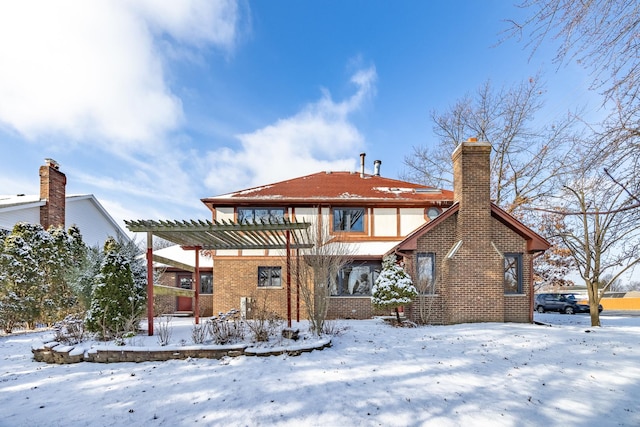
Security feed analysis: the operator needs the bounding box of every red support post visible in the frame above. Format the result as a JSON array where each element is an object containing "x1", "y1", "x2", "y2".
[
  {"x1": 194, "y1": 247, "x2": 201, "y2": 324},
  {"x1": 146, "y1": 232, "x2": 154, "y2": 336},
  {"x1": 286, "y1": 230, "x2": 291, "y2": 328},
  {"x1": 296, "y1": 248, "x2": 300, "y2": 322}
]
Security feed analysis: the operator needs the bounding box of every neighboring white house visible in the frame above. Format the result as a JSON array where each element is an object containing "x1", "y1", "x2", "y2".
[{"x1": 0, "y1": 159, "x2": 128, "y2": 248}]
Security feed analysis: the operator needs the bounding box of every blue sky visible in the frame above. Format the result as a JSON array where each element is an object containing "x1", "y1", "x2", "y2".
[{"x1": 0, "y1": 1, "x2": 597, "y2": 233}]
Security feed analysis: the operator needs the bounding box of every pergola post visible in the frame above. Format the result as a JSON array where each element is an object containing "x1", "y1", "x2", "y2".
[
  {"x1": 146, "y1": 232, "x2": 154, "y2": 336},
  {"x1": 194, "y1": 246, "x2": 201, "y2": 324},
  {"x1": 296, "y1": 248, "x2": 300, "y2": 322},
  {"x1": 286, "y1": 229, "x2": 291, "y2": 328}
]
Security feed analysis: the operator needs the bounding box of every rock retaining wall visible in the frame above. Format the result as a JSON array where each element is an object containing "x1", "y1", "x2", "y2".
[{"x1": 32, "y1": 339, "x2": 331, "y2": 364}]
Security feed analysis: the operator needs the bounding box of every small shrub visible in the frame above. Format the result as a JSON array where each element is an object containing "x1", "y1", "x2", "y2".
[
  {"x1": 207, "y1": 309, "x2": 245, "y2": 344},
  {"x1": 246, "y1": 310, "x2": 283, "y2": 342},
  {"x1": 156, "y1": 316, "x2": 173, "y2": 346},
  {"x1": 321, "y1": 320, "x2": 345, "y2": 336},
  {"x1": 191, "y1": 323, "x2": 207, "y2": 344},
  {"x1": 53, "y1": 314, "x2": 86, "y2": 344}
]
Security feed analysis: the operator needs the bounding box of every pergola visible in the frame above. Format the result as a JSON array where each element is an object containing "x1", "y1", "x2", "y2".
[{"x1": 125, "y1": 218, "x2": 313, "y2": 335}]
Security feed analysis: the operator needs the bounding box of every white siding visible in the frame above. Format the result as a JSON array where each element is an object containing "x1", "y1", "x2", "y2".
[
  {"x1": 399, "y1": 208, "x2": 427, "y2": 236},
  {"x1": 66, "y1": 198, "x2": 127, "y2": 248},
  {"x1": 0, "y1": 206, "x2": 40, "y2": 231},
  {"x1": 373, "y1": 208, "x2": 397, "y2": 237}
]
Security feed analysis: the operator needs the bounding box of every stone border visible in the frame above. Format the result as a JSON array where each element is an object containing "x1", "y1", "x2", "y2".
[{"x1": 32, "y1": 339, "x2": 332, "y2": 364}]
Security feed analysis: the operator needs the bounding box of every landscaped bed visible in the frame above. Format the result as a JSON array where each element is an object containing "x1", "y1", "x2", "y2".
[{"x1": 31, "y1": 316, "x2": 332, "y2": 364}]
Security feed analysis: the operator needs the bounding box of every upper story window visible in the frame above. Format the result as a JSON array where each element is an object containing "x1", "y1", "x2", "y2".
[
  {"x1": 238, "y1": 208, "x2": 285, "y2": 224},
  {"x1": 504, "y1": 253, "x2": 523, "y2": 294},
  {"x1": 416, "y1": 252, "x2": 436, "y2": 294},
  {"x1": 426, "y1": 207, "x2": 442, "y2": 220},
  {"x1": 332, "y1": 208, "x2": 365, "y2": 232}
]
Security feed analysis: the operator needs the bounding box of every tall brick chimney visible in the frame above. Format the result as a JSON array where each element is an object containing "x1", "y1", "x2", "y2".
[
  {"x1": 444, "y1": 138, "x2": 503, "y2": 324},
  {"x1": 39, "y1": 158, "x2": 66, "y2": 229},
  {"x1": 452, "y1": 138, "x2": 492, "y2": 242}
]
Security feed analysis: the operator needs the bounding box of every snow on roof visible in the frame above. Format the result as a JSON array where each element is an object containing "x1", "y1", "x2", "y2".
[
  {"x1": 203, "y1": 171, "x2": 454, "y2": 204},
  {"x1": 154, "y1": 244, "x2": 214, "y2": 268},
  {"x1": 0, "y1": 194, "x2": 43, "y2": 208}
]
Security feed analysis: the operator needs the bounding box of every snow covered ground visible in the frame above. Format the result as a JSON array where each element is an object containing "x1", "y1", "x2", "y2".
[{"x1": 2, "y1": 313, "x2": 640, "y2": 427}]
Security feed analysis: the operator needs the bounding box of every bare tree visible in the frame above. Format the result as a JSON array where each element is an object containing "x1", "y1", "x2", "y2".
[
  {"x1": 507, "y1": 1, "x2": 640, "y2": 195},
  {"x1": 506, "y1": 0, "x2": 640, "y2": 104},
  {"x1": 547, "y1": 149, "x2": 640, "y2": 326},
  {"x1": 292, "y1": 219, "x2": 354, "y2": 336},
  {"x1": 403, "y1": 76, "x2": 577, "y2": 218}
]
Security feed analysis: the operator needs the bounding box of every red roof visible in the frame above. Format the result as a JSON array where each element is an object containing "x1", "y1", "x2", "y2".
[{"x1": 202, "y1": 171, "x2": 454, "y2": 207}]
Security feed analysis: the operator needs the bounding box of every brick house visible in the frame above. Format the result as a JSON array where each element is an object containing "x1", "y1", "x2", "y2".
[{"x1": 198, "y1": 139, "x2": 549, "y2": 324}]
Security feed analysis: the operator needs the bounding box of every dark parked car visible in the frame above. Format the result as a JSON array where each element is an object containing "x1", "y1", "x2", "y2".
[{"x1": 535, "y1": 293, "x2": 603, "y2": 314}]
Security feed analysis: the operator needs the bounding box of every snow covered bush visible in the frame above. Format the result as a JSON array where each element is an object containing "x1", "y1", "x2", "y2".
[
  {"x1": 85, "y1": 237, "x2": 146, "y2": 340},
  {"x1": 372, "y1": 254, "x2": 418, "y2": 324},
  {"x1": 0, "y1": 222, "x2": 82, "y2": 331},
  {"x1": 53, "y1": 314, "x2": 86, "y2": 344}
]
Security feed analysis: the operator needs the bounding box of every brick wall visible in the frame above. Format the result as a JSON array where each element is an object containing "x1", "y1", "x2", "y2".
[
  {"x1": 39, "y1": 160, "x2": 66, "y2": 229},
  {"x1": 327, "y1": 297, "x2": 377, "y2": 319},
  {"x1": 213, "y1": 257, "x2": 303, "y2": 320},
  {"x1": 493, "y1": 220, "x2": 533, "y2": 322}
]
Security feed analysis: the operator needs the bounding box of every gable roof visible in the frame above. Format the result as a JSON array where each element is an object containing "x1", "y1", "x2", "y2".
[
  {"x1": 0, "y1": 193, "x2": 128, "y2": 243},
  {"x1": 392, "y1": 202, "x2": 550, "y2": 254},
  {"x1": 202, "y1": 171, "x2": 454, "y2": 207}
]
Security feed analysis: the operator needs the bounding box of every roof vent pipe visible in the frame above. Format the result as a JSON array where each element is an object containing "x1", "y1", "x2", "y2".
[
  {"x1": 373, "y1": 160, "x2": 381, "y2": 176},
  {"x1": 360, "y1": 152, "x2": 366, "y2": 178}
]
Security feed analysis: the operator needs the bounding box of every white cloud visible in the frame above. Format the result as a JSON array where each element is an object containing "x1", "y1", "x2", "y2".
[
  {"x1": 204, "y1": 65, "x2": 378, "y2": 194},
  {"x1": 0, "y1": 0, "x2": 240, "y2": 150},
  {"x1": 132, "y1": 0, "x2": 240, "y2": 48}
]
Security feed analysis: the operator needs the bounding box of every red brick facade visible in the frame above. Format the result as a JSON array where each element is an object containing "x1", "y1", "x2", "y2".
[{"x1": 39, "y1": 159, "x2": 66, "y2": 229}]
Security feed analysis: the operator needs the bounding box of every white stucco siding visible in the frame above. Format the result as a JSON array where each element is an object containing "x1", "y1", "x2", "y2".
[
  {"x1": 293, "y1": 207, "x2": 317, "y2": 223},
  {"x1": 373, "y1": 208, "x2": 397, "y2": 237},
  {"x1": 216, "y1": 249, "x2": 239, "y2": 256},
  {"x1": 399, "y1": 208, "x2": 427, "y2": 236},
  {"x1": 215, "y1": 207, "x2": 234, "y2": 222}
]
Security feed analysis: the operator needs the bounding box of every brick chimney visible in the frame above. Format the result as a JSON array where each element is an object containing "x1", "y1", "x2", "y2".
[
  {"x1": 444, "y1": 138, "x2": 503, "y2": 324},
  {"x1": 39, "y1": 158, "x2": 66, "y2": 229},
  {"x1": 452, "y1": 138, "x2": 492, "y2": 242}
]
